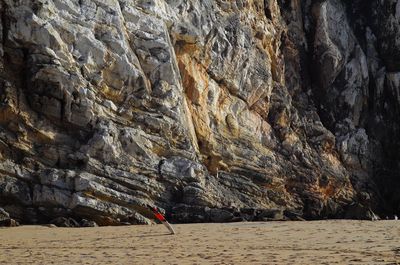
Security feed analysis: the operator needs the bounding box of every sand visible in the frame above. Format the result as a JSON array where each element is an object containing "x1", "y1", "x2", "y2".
[{"x1": 0, "y1": 220, "x2": 399, "y2": 264}]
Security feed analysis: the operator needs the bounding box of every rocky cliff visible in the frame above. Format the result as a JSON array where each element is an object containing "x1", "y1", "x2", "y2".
[{"x1": 0, "y1": 0, "x2": 399, "y2": 225}]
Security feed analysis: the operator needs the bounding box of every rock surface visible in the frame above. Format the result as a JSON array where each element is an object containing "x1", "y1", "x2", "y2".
[
  {"x1": 0, "y1": 0, "x2": 399, "y2": 224},
  {"x1": 0, "y1": 207, "x2": 18, "y2": 226}
]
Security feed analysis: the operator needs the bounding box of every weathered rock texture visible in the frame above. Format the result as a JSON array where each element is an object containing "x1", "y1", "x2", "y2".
[{"x1": 0, "y1": 0, "x2": 399, "y2": 225}]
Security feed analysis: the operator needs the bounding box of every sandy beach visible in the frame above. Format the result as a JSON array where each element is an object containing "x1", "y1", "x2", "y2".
[{"x1": 0, "y1": 220, "x2": 399, "y2": 264}]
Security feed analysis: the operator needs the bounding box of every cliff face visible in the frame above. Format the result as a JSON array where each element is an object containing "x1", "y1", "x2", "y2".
[{"x1": 0, "y1": 0, "x2": 398, "y2": 225}]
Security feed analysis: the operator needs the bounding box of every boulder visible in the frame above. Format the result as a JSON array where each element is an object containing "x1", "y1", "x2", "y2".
[
  {"x1": 80, "y1": 219, "x2": 98, "y2": 227},
  {"x1": 50, "y1": 217, "x2": 80, "y2": 228},
  {"x1": 257, "y1": 209, "x2": 285, "y2": 221},
  {"x1": 0, "y1": 208, "x2": 19, "y2": 227}
]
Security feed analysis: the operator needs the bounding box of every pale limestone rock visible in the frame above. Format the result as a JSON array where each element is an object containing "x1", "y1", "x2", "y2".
[{"x1": 0, "y1": 0, "x2": 399, "y2": 224}]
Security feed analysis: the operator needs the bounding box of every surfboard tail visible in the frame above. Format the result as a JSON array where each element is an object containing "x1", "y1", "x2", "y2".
[{"x1": 162, "y1": 220, "x2": 176, "y2": 235}]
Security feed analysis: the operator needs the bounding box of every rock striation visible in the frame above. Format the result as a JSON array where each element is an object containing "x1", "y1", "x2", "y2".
[{"x1": 0, "y1": 0, "x2": 399, "y2": 225}]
